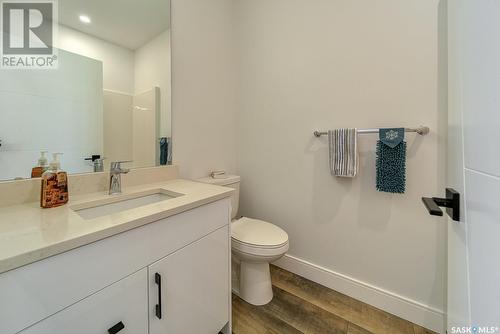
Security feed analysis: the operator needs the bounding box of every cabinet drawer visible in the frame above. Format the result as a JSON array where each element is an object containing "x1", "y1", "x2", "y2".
[{"x1": 19, "y1": 269, "x2": 148, "y2": 334}]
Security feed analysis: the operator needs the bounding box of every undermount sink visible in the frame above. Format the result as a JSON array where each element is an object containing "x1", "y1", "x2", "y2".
[{"x1": 72, "y1": 189, "x2": 183, "y2": 220}]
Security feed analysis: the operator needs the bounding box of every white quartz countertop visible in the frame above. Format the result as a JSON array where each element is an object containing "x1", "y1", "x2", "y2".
[{"x1": 0, "y1": 179, "x2": 233, "y2": 274}]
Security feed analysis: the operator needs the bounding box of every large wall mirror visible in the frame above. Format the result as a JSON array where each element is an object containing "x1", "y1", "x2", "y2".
[{"x1": 0, "y1": 0, "x2": 172, "y2": 181}]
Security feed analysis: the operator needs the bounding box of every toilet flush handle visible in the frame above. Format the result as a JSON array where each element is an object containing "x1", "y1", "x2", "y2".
[{"x1": 210, "y1": 170, "x2": 227, "y2": 179}]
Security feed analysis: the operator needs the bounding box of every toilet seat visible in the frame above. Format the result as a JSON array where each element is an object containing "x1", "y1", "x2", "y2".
[
  {"x1": 232, "y1": 217, "x2": 288, "y2": 247},
  {"x1": 232, "y1": 239, "x2": 289, "y2": 258},
  {"x1": 231, "y1": 217, "x2": 289, "y2": 257}
]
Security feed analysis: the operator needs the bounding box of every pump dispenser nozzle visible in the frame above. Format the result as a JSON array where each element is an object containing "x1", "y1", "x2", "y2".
[
  {"x1": 38, "y1": 151, "x2": 48, "y2": 167},
  {"x1": 48, "y1": 153, "x2": 63, "y2": 171}
]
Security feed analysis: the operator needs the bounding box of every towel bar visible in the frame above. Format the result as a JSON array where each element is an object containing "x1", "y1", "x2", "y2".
[{"x1": 313, "y1": 126, "x2": 429, "y2": 137}]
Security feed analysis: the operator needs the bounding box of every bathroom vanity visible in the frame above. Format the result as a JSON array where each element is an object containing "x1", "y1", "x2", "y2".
[{"x1": 0, "y1": 177, "x2": 233, "y2": 334}]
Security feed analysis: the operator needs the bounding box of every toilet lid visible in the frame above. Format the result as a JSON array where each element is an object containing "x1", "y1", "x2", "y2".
[{"x1": 232, "y1": 217, "x2": 288, "y2": 247}]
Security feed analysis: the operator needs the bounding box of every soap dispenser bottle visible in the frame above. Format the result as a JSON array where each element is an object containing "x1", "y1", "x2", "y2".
[
  {"x1": 40, "y1": 153, "x2": 69, "y2": 208},
  {"x1": 31, "y1": 151, "x2": 49, "y2": 178}
]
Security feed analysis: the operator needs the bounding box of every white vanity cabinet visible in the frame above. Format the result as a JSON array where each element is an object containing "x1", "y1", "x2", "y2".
[{"x1": 0, "y1": 198, "x2": 231, "y2": 334}]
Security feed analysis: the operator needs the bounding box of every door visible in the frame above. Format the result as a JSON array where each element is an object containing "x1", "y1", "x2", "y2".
[
  {"x1": 149, "y1": 227, "x2": 230, "y2": 334},
  {"x1": 447, "y1": 0, "x2": 500, "y2": 331}
]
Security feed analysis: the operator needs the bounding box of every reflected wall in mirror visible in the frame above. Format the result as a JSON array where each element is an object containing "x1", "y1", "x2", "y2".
[{"x1": 0, "y1": 0, "x2": 172, "y2": 181}]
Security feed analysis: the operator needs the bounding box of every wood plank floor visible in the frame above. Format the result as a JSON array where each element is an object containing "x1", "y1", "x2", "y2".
[{"x1": 232, "y1": 265, "x2": 436, "y2": 334}]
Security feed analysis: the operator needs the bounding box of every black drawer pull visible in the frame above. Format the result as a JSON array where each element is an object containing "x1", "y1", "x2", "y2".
[
  {"x1": 108, "y1": 321, "x2": 125, "y2": 334},
  {"x1": 155, "y1": 272, "x2": 162, "y2": 319}
]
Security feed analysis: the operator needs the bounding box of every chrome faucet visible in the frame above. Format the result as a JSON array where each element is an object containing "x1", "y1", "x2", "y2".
[{"x1": 109, "y1": 161, "x2": 131, "y2": 195}]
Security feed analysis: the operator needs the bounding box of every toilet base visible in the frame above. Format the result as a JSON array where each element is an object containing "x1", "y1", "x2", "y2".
[{"x1": 239, "y1": 261, "x2": 273, "y2": 306}]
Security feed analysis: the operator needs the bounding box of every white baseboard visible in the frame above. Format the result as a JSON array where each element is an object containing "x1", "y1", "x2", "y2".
[{"x1": 273, "y1": 254, "x2": 445, "y2": 334}]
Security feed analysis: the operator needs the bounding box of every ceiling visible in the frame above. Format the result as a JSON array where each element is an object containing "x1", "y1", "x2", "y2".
[{"x1": 59, "y1": 0, "x2": 170, "y2": 50}]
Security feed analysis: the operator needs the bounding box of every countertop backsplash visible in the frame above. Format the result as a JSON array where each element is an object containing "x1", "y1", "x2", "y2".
[{"x1": 0, "y1": 165, "x2": 180, "y2": 208}]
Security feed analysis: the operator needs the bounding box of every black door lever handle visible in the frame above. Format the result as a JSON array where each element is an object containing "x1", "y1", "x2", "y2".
[
  {"x1": 422, "y1": 197, "x2": 444, "y2": 216},
  {"x1": 422, "y1": 188, "x2": 460, "y2": 222},
  {"x1": 108, "y1": 321, "x2": 125, "y2": 334}
]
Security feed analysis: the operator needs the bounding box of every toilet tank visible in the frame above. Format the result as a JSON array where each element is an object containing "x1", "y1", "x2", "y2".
[{"x1": 196, "y1": 175, "x2": 240, "y2": 220}]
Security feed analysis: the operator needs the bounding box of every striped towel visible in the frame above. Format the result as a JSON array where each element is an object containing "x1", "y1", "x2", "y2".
[{"x1": 328, "y1": 129, "x2": 358, "y2": 177}]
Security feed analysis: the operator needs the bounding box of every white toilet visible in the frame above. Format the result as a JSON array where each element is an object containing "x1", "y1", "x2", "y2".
[{"x1": 197, "y1": 175, "x2": 289, "y2": 306}]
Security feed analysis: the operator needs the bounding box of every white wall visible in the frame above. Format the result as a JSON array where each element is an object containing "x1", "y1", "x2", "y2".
[
  {"x1": 234, "y1": 0, "x2": 445, "y2": 331},
  {"x1": 135, "y1": 30, "x2": 172, "y2": 138},
  {"x1": 171, "y1": 0, "x2": 237, "y2": 178},
  {"x1": 57, "y1": 25, "x2": 135, "y2": 95}
]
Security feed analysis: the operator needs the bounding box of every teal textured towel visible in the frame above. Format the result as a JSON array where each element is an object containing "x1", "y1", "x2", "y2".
[{"x1": 376, "y1": 128, "x2": 406, "y2": 194}]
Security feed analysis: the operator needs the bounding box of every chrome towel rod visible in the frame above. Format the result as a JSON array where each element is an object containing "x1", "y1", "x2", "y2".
[{"x1": 313, "y1": 126, "x2": 430, "y2": 137}]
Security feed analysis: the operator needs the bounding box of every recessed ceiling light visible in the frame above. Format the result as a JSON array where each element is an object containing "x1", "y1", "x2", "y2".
[{"x1": 79, "y1": 15, "x2": 91, "y2": 24}]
